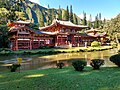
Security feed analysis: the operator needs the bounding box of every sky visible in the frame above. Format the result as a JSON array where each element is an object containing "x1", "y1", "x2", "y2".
[{"x1": 29, "y1": 0, "x2": 120, "y2": 20}]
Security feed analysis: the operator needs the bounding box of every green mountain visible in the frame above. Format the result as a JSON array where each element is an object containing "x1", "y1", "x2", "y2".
[{"x1": 10, "y1": 0, "x2": 81, "y2": 26}]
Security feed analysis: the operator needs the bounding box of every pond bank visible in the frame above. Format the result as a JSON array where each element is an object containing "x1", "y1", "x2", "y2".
[{"x1": 0, "y1": 46, "x2": 114, "y2": 55}]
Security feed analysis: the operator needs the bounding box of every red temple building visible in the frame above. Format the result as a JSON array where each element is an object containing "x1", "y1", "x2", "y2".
[
  {"x1": 40, "y1": 19, "x2": 88, "y2": 47},
  {"x1": 9, "y1": 21, "x2": 53, "y2": 50},
  {"x1": 85, "y1": 28, "x2": 108, "y2": 45},
  {"x1": 9, "y1": 20, "x2": 107, "y2": 50}
]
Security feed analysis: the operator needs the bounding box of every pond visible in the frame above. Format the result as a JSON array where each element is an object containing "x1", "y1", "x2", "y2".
[{"x1": 0, "y1": 48, "x2": 118, "y2": 72}]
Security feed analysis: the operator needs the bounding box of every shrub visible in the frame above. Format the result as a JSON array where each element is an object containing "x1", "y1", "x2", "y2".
[
  {"x1": 10, "y1": 64, "x2": 21, "y2": 72},
  {"x1": 91, "y1": 41, "x2": 101, "y2": 47},
  {"x1": 90, "y1": 59, "x2": 104, "y2": 70},
  {"x1": 39, "y1": 46, "x2": 50, "y2": 49},
  {"x1": 112, "y1": 44, "x2": 117, "y2": 48},
  {"x1": 72, "y1": 60, "x2": 87, "y2": 71},
  {"x1": 0, "y1": 48, "x2": 12, "y2": 52},
  {"x1": 110, "y1": 54, "x2": 120, "y2": 67},
  {"x1": 56, "y1": 62, "x2": 64, "y2": 69}
]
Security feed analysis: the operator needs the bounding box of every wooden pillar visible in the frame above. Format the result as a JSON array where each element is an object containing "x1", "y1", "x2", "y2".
[
  {"x1": 61, "y1": 35, "x2": 62, "y2": 45},
  {"x1": 78, "y1": 35, "x2": 79, "y2": 43},
  {"x1": 10, "y1": 40, "x2": 13, "y2": 50},
  {"x1": 55, "y1": 35, "x2": 58, "y2": 46},
  {"x1": 38, "y1": 38, "x2": 40, "y2": 47},
  {"x1": 44, "y1": 38, "x2": 46, "y2": 46},
  {"x1": 72, "y1": 35, "x2": 74, "y2": 46},
  {"x1": 15, "y1": 39, "x2": 18, "y2": 50},
  {"x1": 30, "y1": 33, "x2": 33, "y2": 50},
  {"x1": 16, "y1": 31, "x2": 18, "y2": 50},
  {"x1": 30, "y1": 39, "x2": 32, "y2": 50},
  {"x1": 66, "y1": 35, "x2": 68, "y2": 45}
]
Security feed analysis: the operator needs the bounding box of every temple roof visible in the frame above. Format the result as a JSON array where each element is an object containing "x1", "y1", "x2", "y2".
[
  {"x1": 35, "y1": 31, "x2": 57, "y2": 35},
  {"x1": 40, "y1": 19, "x2": 88, "y2": 30},
  {"x1": 9, "y1": 26, "x2": 34, "y2": 33},
  {"x1": 78, "y1": 33, "x2": 90, "y2": 37},
  {"x1": 85, "y1": 28, "x2": 107, "y2": 37},
  {"x1": 54, "y1": 19, "x2": 88, "y2": 28},
  {"x1": 9, "y1": 25, "x2": 56, "y2": 35},
  {"x1": 87, "y1": 32, "x2": 107, "y2": 37},
  {"x1": 85, "y1": 28, "x2": 101, "y2": 33},
  {"x1": 13, "y1": 20, "x2": 30, "y2": 24}
]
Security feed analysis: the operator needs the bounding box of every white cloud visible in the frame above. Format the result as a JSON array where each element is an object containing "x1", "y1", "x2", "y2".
[
  {"x1": 78, "y1": 13, "x2": 107, "y2": 21},
  {"x1": 29, "y1": 0, "x2": 40, "y2": 4},
  {"x1": 43, "y1": 5, "x2": 48, "y2": 8},
  {"x1": 78, "y1": 13, "x2": 84, "y2": 19},
  {"x1": 78, "y1": 13, "x2": 93, "y2": 21}
]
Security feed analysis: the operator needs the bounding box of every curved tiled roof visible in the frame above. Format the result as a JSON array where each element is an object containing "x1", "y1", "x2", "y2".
[
  {"x1": 87, "y1": 32, "x2": 107, "y2": 37},
  {"x1": 85, "y1": 28, "x2": 101, "y2": 33},
  {"x1": 13, "y1": 20, "x2": 30, "y2": 24},
  {"x1": 9, "y1": 26, "x2": 34, "y2": 33},
  {"x1": 56, "y1": 20, "x2": 88, "y2": 28},
  {"x1": 35, "y1": 30, "x2": 57, "y2": 35},
  {"x1": 40, "y1": 19, "x2": 88, "y2": 30}
]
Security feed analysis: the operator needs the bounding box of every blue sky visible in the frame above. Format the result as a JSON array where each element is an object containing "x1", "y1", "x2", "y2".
[{"x1": 29, "y1": 0, "x2": 120, "y2": 20}]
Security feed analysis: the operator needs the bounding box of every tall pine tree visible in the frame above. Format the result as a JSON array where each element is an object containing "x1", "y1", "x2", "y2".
[
  {"x1": 62, "y1": 9, "x2": 67, "y2": 21},
  {"x1": 66, "y1": 5, "x2": 69, "y2": 21},
  {"x1": 73, "y1": 14, "x2": 78, "y2": 25},
  {"x1": 69, "y1": 5, "x2": 73, "y2": 23},
  {"x1": 82, "y1": 12, "x2": 87, "y2": 25},
  {"x1": 99, "y1": 13, "x2": 102, "y2": 28},
  {"x1": 58, "y1": 5, "x2": 62, "y2": 20},
  {"x1": 94, "y1": 14, "x2": 99, "y2": 28},
  {"x1": 39, "y1": 11, "x2": 45, "y2": 27},
  {"x1": 47, "y1": 5, "x2": 52, "y2": 25},
  {"x1": 88, "y1": 14, "x2": 92, "y2": 28},
  {"x1": 51, "y1": 8, "x2": 55, "y2": 20}
]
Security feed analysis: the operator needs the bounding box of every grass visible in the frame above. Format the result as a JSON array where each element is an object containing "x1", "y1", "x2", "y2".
[
  {"x1": 0, "y1": 67, "x2": 120, "y2": 90},
  {"x1": 0, "y1": 46, "x2": 114, "y2": 55}
]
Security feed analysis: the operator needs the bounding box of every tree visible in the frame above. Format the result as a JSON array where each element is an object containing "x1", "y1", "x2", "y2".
[
  {"x1": 58, "y1": 5, "x2": 62, "y2": 20},
  {"x1": 0, "y1": 8, "x2": 9, "y2": 24},
  {"x1": 0, "y1": 0, "x2": 17, "y2": 22},
  {"x1": 102, "y1": 14, "x2": 120, "y2": 42},
  {"x1": 73, "y1": 14, "x2": 78, "y2": 25},
  {"x1": 51, "y1": 8, "x2": 55, "y2": 20},
  {"x1": 15, "y1": 11, "x2": 27, "y2": 21},
  {"x1": 0, "y1": 25, "x2": 9, "y2": 48},
  {"x1": 0, "y1": 0, "x2": 27, "y2": 22},
  {"x1": 48, "y1": 4, "x2": 50, "y2": 9},
  {"x1": 94, "y1": 14, "x2": 99, "y2": 28},
  {"x1": 99, "y1": 13, "x2": 102, "y2": 28},
  {"x1": 88, "y1": 14, "x2": 92, "y2": 28},
  {"x1": 103, "y1": 18, "x2": 106, "y2": 24},
  {"x1": 82, "y1": 12, "x2": 87, "y2": 25},
  {"x1": 35, "y1": 8, "x2": 45, "y2": 27},
  {"x1": 39, "y1": 13, "x2": 45, "y2": 27},
  {"x1": 0, "y1": 0, "x2": 27, "y2": 48},
  {"x1": 62, "y1": 9, "x2": 68, "y2": 21},
  {"x1": 99, "y1": 13, "x2": 101, "y2": 20},
  {"x1": 66, "y1": 6, "x2": 69, "y2": 21},
  {"x1": 69, "y1": 5, "x2": 73, "y2": 23},
  {"x1": 47, "y1": 8, "x2": 52, "y2": 25}
]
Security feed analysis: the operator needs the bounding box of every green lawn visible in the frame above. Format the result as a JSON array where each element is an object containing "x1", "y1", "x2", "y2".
[{"x1": 0, "y1": 67, "x2": 120, "y2": 90}]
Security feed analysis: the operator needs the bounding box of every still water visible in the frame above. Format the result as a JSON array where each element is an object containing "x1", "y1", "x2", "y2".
[{"x1": 0, "y1": 48, "x2": 118, "y2": 72}]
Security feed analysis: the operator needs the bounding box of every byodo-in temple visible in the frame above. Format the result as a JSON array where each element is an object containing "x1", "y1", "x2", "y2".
[{"x1": 8, "y1": 19, "x2": 108, "y2": 50}]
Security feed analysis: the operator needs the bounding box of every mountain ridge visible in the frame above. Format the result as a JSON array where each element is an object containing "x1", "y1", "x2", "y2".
[{"x1": 15, "y1": 0, "x2": 81, "y2": 26}]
